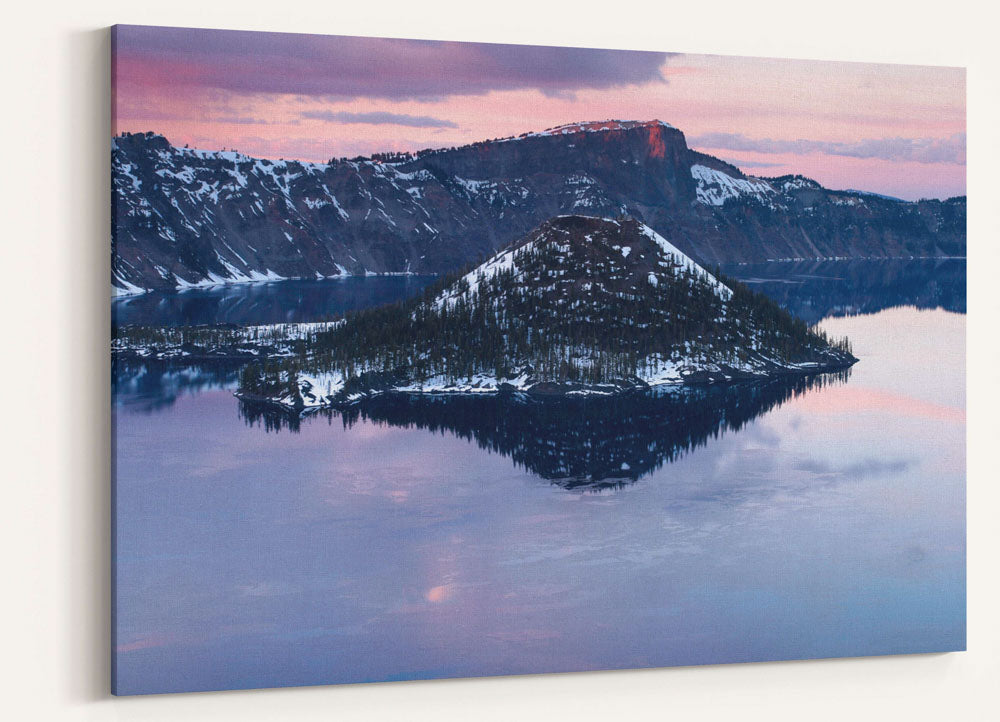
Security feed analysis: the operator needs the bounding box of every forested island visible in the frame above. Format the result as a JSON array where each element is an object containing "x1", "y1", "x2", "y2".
[{"x1": 231, "y1": 215, "x2": 856, "y2": 410}]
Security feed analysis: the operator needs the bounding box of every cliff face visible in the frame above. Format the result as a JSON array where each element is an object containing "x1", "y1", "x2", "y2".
[{"x1": 112, "y1": 121, "x2": 966, "y2": 294}]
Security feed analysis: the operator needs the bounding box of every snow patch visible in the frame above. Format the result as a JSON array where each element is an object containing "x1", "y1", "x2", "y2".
[
  {"x1": 691, "y1": 164, "x2": 776, "y2": 207},
  {"x1": 634, "y1": 222, "x2": 733, "y2": 300}
]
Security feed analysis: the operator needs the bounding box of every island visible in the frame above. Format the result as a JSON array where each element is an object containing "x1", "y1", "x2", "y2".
[{"x1": 229, "y1": 215, "x2": 856, "y2": 411}]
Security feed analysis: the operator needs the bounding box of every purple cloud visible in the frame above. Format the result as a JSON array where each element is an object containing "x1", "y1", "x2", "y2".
[
  {"x1": 690, "y1": 132, "x2": 966, "y2": 165},
  {"x1": 301, "y1": 110, "x2": 458, "y2": 128},
  {"x1": 114, "y1": 25, "x2": 673, "y2": 101}
]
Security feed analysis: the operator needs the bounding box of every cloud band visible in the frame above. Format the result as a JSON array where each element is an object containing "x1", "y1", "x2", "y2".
[{"x1": 690, "y1": 131, "x2": 966, "y2": 165}]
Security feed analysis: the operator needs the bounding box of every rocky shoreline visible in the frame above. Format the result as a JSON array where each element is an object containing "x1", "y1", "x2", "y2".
[{"x1": 234, "y1": 354, "x2": 857, "y2": 415}]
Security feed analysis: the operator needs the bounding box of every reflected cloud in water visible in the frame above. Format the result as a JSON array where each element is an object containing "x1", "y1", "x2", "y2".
[{"x1": 112, "y1": 307, "x2": 965, "y2": 693}]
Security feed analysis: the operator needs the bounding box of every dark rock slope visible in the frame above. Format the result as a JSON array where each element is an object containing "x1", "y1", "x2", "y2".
[{"x1": 112, "y1": 120, "x2": 966, "y2": 294}]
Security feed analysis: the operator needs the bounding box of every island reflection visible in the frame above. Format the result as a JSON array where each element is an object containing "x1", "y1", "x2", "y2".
[{"x1": 239, "y1": 371, "x2": 850, "y2": 489}]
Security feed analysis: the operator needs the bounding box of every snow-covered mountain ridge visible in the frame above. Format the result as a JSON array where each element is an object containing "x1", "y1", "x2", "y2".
[{"x1": 112, "y1": 122, "x2": 966, "y2": 295}]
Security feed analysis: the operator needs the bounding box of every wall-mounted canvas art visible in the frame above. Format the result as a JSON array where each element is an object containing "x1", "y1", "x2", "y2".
[{"x1": 111, "y1": 24, "x2": 966, "y2": 695}]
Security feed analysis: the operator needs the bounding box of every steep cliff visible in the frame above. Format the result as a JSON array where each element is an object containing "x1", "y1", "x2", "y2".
[{"x1": 112, "y1": 121, "x2": 965, "y2": 294}]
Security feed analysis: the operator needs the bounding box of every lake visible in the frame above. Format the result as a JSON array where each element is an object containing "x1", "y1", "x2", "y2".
[
  {"x1": 112, "y1": 275, "x2": 438, "y2": 326},
  {"x1": 112, "y1": 260, "x2": 966, "y2": 694}
]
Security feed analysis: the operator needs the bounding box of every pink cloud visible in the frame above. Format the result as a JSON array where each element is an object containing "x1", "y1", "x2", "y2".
[
  {"x1": 112, "y1": 26, "x2": 965, "y2": 199},
  {"x1": 689, "y1": 132, "x2": 966, "y2": 165}
]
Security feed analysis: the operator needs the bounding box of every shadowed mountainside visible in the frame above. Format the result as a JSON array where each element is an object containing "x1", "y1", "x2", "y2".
[{"x1": 112, "y1": 120, "x2": 965, "y2": 294}]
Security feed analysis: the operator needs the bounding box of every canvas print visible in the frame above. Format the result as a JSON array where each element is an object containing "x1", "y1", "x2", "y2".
[{"x1": 111, "y1": 24, "x2": 966, "y2": 695}]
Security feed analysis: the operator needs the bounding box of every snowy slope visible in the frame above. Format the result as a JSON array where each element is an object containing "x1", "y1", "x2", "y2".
[
  {"x1": 690, "y1": 164, "x2": 777, "y2": 207},
  {"x1": 437, "y1": 215, "x2": 732, "y2": 310},
  {"x1": 234, "y1": 215, "x2": 855, "y2": 411},
  {"x1": 113, "y1": 123, "x2": 965, "y2": 294}
]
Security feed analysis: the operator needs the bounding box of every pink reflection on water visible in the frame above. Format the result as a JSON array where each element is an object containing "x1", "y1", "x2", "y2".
[
  {"x1": 425, "y1": 584, "x2": 456, "y2": 603},
  {"x1": 791, "y1": 385, "x2": 965, "y2": 424}
]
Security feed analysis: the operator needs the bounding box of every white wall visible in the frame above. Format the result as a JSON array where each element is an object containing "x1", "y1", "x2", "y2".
[{"x1": 2, "y1": 1, "x2": 997, "y2": 719}]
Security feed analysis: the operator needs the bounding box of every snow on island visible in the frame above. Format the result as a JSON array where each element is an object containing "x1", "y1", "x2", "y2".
[{"x1": 234, "y1": 215, "x2": 856, "y2": 412}]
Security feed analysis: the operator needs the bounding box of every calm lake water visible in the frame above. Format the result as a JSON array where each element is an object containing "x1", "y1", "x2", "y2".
[
  {"x1": 112, "y1": 275, "x2": 438, "y2": 326},
  {"x1": 112, "y1": 261, "x2": 966, "y2": 695}
]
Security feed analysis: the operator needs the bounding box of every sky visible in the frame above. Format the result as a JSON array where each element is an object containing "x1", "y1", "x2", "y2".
[{"x1": 112, "y1": 25, "x2": 966, "y2": 200}]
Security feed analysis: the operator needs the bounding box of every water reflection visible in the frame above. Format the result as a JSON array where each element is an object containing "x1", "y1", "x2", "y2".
[
  {"x1": 721, "y1": 259, "x2": 965, "y2": 323},
  {"x1": 239, "y1": 371, "x2": 851, "y2": 489},
  {"x1": 111, "y1": 261, "x2": 963, "y2": 328},
  {"x1": 112, "y1": 305, "x2": 965, "y2": 694},
  {"x1": 112, "y1": 276, "x2": 437, "y2": 327},
  {"x1": 113, "y1": 358, "x2": 239, "y2": 413}
]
